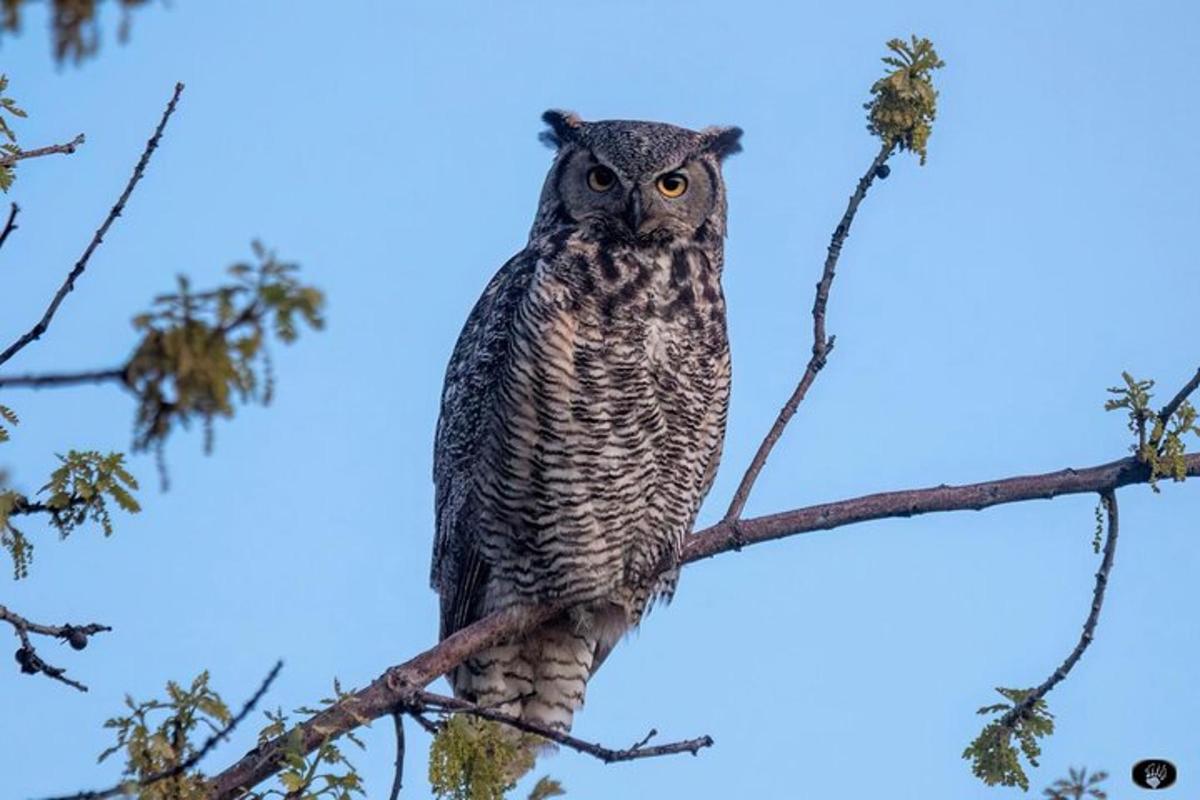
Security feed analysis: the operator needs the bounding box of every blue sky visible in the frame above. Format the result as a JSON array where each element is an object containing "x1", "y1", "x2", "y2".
[{"x1": 3, "y1": 1, "x2": 1199, "y2": 797}]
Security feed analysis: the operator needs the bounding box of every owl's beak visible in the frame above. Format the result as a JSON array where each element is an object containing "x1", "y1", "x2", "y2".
[{"x1": 622, "y1": 191, "x2": 643, "y2": 233}]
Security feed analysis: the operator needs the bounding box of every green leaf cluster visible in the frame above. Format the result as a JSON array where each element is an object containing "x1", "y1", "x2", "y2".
[
  {"x1": 1, "y1": 405, "x2": 140, "y2": 578},
  {"x1": 0, "y1": 73, "x2": 27, "y2": 192},
  {"x1": 526, "y1": 776, "x2": 566, "y2": 800},
  {"x1": 40, "y1": 449, "x2": 141, "y2": 536},
  {"x1": 1105, "y1": 371, "x2": 1199, "y2": 490},
  {"x1": 0, "y1": 402, "x2": 16, "y2": 442},
  {"x1": 429, "y1": 717, "x2": 541, "y2": 800},
  {"x1": 0, "y1": 488, "x2": 31, "y2": 578},
  {"x1": 0, "y1": 409, "x2": 27, "y2": 576},
  {"x1": 0, "y1": 448, "x2": 139, "y2": 579},
  {"x1": 1043, "y1": 766, "x2": 1108, "y2": 799},
  {"x1": 962, "y1": 687, "x2": 1055, "y2": 791},
  {"x1": 125, "y1": 242, "x2": 325, "y2": 458},
  {"x1": 248, "y1": 679, "x2": 365, "y2": 800},
  {"x1": 865, "y1": 36, "x2": 944, "y2": 165},
  {"x1": 1, "y1": 0, "x2": 151, "y2": 64},
  {"x1": 98, "y1": 671, "x2": 232, "y2": 800}
]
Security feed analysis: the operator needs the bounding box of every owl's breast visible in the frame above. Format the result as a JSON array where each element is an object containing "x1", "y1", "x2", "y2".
[{"x1": 473, "y1": 242, "x2": 730, "y2": 611}]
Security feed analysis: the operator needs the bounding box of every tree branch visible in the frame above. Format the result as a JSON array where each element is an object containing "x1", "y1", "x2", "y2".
[
  {"x1": 0, "y1": 366, "x2": 126, "y2": 389},
  {"x1": 408, "y1": 690, "x2": 713, "y2": 764},
  {"x1": 0, "y1": 133, "x2": 85, "y2": 167},
  {"x1": 1156, "y1": 366, "x2": 1200, "y2": 433},
  {"x1": 0, "y1": 83, "x2": 183, "y2": 369},
  {"x1": 0, "y1": 202, "x2": 18, "y2": 251},
  {"x1": 39, "y1": 661, "x2": 282, "y2": 800},
  {"x1": 388, "y1": 712, "x2": 405, "y2": 800},
  {"x1": 999, "y1": 490, "x2": 1119, "y2": 731},
  {"x1": 685, "y1": 454, "x2": 1194, "y2": 564},
  {"x1": 8, "y1": 493, "x2": 89, "y2": 517},
  {"x1": 0, "y1": 603, "x2": 111, "y2": 691},
  {"x1": 0, "y1": 301, "x2": 272, "y2": 390},
  {"x1": 723, "y1": 140, "x2": 895, "y2": 523},
  {"x1": 205, "y1": 449, "x2": 1199, "y2": 799}
]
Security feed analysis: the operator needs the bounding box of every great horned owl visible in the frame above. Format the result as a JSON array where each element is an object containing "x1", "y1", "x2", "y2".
[{"x1": 432, "y1": 110, "x2": 742, "y2": 735}]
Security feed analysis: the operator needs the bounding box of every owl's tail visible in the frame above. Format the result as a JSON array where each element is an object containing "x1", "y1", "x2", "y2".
[{"x1": 452, "y1": 619, "x2": 597, "y2": 733}]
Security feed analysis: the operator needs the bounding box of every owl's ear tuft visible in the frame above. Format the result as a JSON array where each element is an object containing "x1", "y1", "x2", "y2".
[
  {"x1": 701, "y1": 126, "x2": 744, "y2": 161},
  {"x1": 540, "y1": 109, "x2": 584, "y2": 149}
]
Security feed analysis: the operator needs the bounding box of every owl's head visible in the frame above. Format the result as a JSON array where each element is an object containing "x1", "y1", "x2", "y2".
[{"x1": 533, "y1": 110, "x2": 742, "y2": 245}]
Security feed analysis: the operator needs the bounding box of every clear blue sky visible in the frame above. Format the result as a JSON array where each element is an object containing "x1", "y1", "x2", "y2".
[{"x1": 4, "y1": 1, "x2": 1198, "y2": 797}]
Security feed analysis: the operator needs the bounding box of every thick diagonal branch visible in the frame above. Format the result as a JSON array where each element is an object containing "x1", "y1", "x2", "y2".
[
  {"x1": 205, "y1": 450, "x2": 1198, "y2": 799},
  {"x1": 0, "y1": 83, "x2": 183, "y2": 369}
]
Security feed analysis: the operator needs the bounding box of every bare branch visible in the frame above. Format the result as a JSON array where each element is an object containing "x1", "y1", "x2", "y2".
[
  {"x1": 205, "y1": 449, "x2": 1199, "y2": 799},
  {"x1": 388, "y1": 712, "x2": 405, "y2": 800},
  {"x1": 723, "y1": 140, "x2": 894, "y2": 523},
  {"x1": 999, "y1": 490, "x2": 1120, "y2": 730},
  {"x1": 0, "y1": 603, "x2": 111, "y2": 691},
  {"x1": 8, "y1": 493, "x2": 89, "y2": 517},
  {"x1": 408, "y1": 710, "x2": 440, "y2": 736},
  {"x1": 687, "y1": 454, "x2": 1195, "y2": 564},
  {"x1": 0, "y1": 83, "x2": 184, "y2": 369},
  {"x1": 0, "y1": 202, "x2": 18, "y2": 251},
  {"x1": 39, "y1": 660, "x2": 282, "y2": 800},
  {"x1": 409, "y1": 690, "x2": 713, "y2": 764},
  {"x1": 1155, "y1": 366, "x2": 1200, "y2": 435},
  {"x1": 0, "y1": 367, "x2": 125, "y2": 389},
  {"x1": 0, "y1": 133, "x2": 85, "y2": 167}
]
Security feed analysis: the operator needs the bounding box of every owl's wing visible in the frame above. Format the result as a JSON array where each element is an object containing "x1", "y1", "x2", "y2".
[{"x1": 432, "y1": 250, "x2": 538, "y2": 640}]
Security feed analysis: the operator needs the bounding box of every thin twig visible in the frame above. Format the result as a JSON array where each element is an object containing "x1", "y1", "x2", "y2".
[
  {"x1": 0, "y1": 603, "x2": 112, "y2": 692},
  {"x1": 999, "y1": 490, "x2": 1119, "y2": 730},
  {"x1": 1153, "y1": 365, "x2": 1200, "y2": 442},
  {"x1": 204, "y1": 449, "x2": 1200, "y2": 800},
  {"x1": 409, "y1": 690, "x2": 713, "y2": 764},
  {"x1": 0, "y1": 134, "x2": 85, "y2": 167},
  {"x1": 0, "y1": 202, "x2": 18, "y2": 250},
  {"x1": 7, "y1": 492, "x2": 95, "y2": 520},
  {"x1": 723, "y1": 140, "x2": 895, "y2": 522},
  {"x1": 40, "y1": 661, "x2": 283, "y2": 800},
  {"x1": 627, "y1": 728, "x2": 658, "y2": 752},
  {"x1": 0, "y1": 83, "x2": 184, "y2": 369},
  {"x1": 0, "y1": 366, "x2": 125, "y2": 389},
  {"x1": 388, "y1": 712, "x2": 405, "y2": 800},
  {"x1": 408, "y1": 710, "x2": 440, "y2": 735}
]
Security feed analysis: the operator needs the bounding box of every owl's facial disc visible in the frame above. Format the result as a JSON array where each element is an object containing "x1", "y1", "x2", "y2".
[{"x1": 553, "y1": 144, "x2": 722, "y2": 242}]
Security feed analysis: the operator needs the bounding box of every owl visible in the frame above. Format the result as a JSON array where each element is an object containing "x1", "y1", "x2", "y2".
[{"x1": 432, "y1": 110, "x2": 742, "y2": 737}]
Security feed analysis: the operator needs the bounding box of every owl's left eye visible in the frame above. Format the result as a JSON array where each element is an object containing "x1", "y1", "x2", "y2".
[{"x1": 656, "y1": 172, "x2": 688, "y2": 198}]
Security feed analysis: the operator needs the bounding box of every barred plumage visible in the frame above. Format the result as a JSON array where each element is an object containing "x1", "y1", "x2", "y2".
[{"x1": 432, "y1": 111, "x2": 741, "y2": 739}]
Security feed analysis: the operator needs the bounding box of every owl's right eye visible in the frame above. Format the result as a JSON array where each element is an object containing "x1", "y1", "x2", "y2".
[{"x1": 586, "y1": 165, "x2": 617, "y2": 192}]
